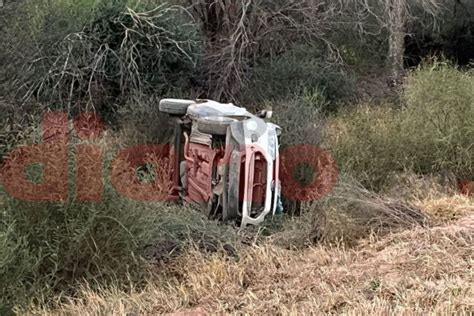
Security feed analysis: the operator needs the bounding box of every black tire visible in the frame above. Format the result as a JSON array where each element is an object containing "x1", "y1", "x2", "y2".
[
  {"x1": 159, "y1": 99, "x2": 195, "y2": 115},
  {"x1": 197, "y1": 116, "x2": 236, "y2": 135}
]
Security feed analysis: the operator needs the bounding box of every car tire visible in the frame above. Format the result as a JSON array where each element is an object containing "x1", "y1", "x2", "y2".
[
  {"x1": 197, "y1": 116, "x2": 236, "y2": 135},
  {"x1": 159, "y1": 99, "x2": 195, "y2": 115}
]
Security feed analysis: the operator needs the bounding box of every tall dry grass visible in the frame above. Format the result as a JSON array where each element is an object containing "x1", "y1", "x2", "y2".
[
  {"x1": 269, "y1": 175, "x2": 428, "y2": 248},
  {"x1": 26, "y1": 211, "x2": 474, "y2": 315}
]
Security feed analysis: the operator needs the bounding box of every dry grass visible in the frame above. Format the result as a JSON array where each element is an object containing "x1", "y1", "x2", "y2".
[
  {"x1": 3, "y1": 98, "x2": 472, "y2": 314},
  {"x1": 17, "y1": 174, "x2": 473, "y2": 315},
  {"x1": 270, "y1": 175, "x2": 429, "y2": 249},
  {"x1": 27, "y1": 209, "x2": 473, "y2": 315},
  {"x1": 387, "y1": 173, "x2": 474, "y2": 224},
  {"x1": 418, "y1": 196, "x2": 474, "y2": 223},
  {"x1": 4, "y1": 113, "x2": 473, "y2": 314}
]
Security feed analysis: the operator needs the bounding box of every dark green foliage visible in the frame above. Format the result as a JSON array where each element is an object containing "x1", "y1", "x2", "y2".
[
  {"x1": 244, "y1": 45, "x2": 355, "y2": 111},
  {"x1": 7, "y1": 0, "x2": 202, "y2": 114},
  {"x1": 271, "y1": 91, "x2": 327, "y2": 147}
]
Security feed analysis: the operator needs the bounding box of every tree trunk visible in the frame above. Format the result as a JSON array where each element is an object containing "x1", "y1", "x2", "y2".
[{"x1": 387, "y1": 0, "x2": 407, "y2": 82}]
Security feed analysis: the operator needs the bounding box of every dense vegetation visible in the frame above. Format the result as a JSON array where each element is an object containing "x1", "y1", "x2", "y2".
[{"x1": 0, "y1": 0, "x2": 472, "y2": 313}]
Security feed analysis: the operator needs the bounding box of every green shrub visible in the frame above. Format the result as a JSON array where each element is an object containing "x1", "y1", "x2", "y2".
[
  {"x1": 0, "y1": 194, "x2": 156, "y2": 307},
  {"x1": 271, "y1": 90, "x2": 328, "y2": 147},
  {"x1": 9, "y1": 0, "x2": 201, "y2": 113},
  {"x1": 244, "y1": 45, "x2": 355, "y2": 110},
  {"x1": 328, "y1": 62, "x2": 474, "y2": 189},
  {"x1": 1, "y1": 0, "x2": 98, "y2": 95},
  {"x1": 0, "y1": 104, "x2": 42, "y2": 164},
  {"x1": 0, "y1": 192, "x2": 237, "y2": 309},
  {"x1": 114, "y1": 95, "x2": 176, "y2": 145},
  {"x1": 0, "y1": 121, "x2": 239, "y2": 309},
  {"x1": 327, "y1": 105, "x2": 401, "y2": 189},
  {"x1": 28, "y1": 0, "x2": 97, "y2": 43},
  {"x1": 402, "y1": 61, "x2": 474, "y2": 178}
]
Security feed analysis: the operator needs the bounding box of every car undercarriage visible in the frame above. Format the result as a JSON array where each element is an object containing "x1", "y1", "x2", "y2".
[{"x1": 160, "y1": 99, "x2": 282, "y2": 227}]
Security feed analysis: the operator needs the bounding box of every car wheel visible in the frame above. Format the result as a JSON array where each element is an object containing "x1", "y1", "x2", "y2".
[
  {"x1": 159, "y1": 99, "x2": 195, "y2": 115},
  {"x1": 197, "y1": 116, "x2": 236, "y2": 135}
]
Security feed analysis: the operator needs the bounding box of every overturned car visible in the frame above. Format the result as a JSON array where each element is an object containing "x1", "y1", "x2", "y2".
[{"x1": 159, "y1": 99, "x2": 283, "y2": 227}]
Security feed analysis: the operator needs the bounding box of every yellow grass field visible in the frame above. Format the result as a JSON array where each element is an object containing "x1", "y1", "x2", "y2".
[{"x1": 30, "y1": 195, "x2": 473, "y2": 315}]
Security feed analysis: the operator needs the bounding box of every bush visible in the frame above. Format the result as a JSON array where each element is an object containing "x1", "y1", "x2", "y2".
[
  {"x1": 402, "y1": 61, "x2": 474, "y2": 178},
  {"x1": 0, "y1": 189, "x2": 237, "y2": 309},
  {"x1": 12, "y1": 0, "x2": 202, "y2": 113},
  {"x1": 0, "y1": 121, "x2": 239, "y2": 309},
  {"x1": 0, "y1": 0, "x2": 98, "y2": 96},
  {"x1": 271, "y1": 91, "x2": 328, "y2": 147},
  {"x1": 0, "y1": 193, "x2": 161, "y2": 307},
  {"x1": 0, "y1": 103, "x2": 41, "y2": 164},
  {"x1": 113, "y1": 95, "x2": 176, "y2": 146},
  {"x1": 327, "y1": 105, "x2": 402, "y2": 189},
  {"x1": 243, "y1": 45, "x2": 355, "y2": 110},
  {"x1": 328, "y1": 62, "x2": 474, "y2": 189}
]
